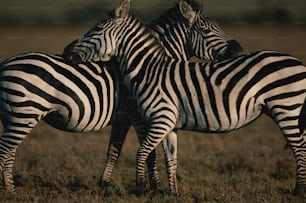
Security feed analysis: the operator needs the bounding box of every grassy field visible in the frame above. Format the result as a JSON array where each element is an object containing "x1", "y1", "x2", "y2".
[{"x1": 0, "y1": 26, "x2": 306, "y2": 202}]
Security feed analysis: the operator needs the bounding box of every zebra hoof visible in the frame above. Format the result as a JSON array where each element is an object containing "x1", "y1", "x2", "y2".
[
  {"x1": 98, "y1": 180, "x2": 118, "y2": 197},
  {"x1": 99, "y1": 180, "x2": 110, "y2": 189},
  {"x1": 98, "y1": 180, "x2": 110, "y2": 196},
  {"x1": 4, "y1": 187, "x2": 16, "y2": 194},
  {"x1": 169, "y1": 190, "x2": 179, "y2": 197},
  {"x1": 136, "y1": 181, "x2": 146, "y2": 196},
  {"x1": 293, "y1": 184, "x2": 306, "y2": 197},
  {"x1": 149, "y1": 180, "x2": 161, "y2": 192}
]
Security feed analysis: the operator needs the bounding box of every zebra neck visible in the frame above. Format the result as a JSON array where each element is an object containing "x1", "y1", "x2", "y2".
[
  {"x1": 116, "y1": 31, "x2": 168, "y2": 93},
  {"x1": 151, "y1": 24, "x2": 189, "y2": 61},
  {"x1": 148, "y1": 14, "x2": 189, "y2": 61}
]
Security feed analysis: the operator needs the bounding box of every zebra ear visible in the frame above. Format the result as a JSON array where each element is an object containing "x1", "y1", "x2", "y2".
[
  {"x1": 115, "y1": 0, "x2": 131, "y2": 19},
  {"x1": 179, "y1": 0, "x2": 197, "y2": 25}
]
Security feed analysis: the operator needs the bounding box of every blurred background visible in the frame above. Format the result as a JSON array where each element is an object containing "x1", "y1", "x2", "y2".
[
  {"x1": 1, "y1": 0, "x2": 306, "y2": 25},
  {"x1": 0, "y1": 0, "x2": 306, "y2": 62}
]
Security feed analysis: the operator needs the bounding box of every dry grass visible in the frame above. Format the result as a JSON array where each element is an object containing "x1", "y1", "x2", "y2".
[
  {"x1": 0, "y1": 26, "x2": 305, "y2": 202},
  {"x1": 0, "y1": 117, "x2": 303, "y2": 202}
]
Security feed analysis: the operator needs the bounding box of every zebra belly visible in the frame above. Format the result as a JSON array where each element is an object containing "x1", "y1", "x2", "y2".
[
  {"x1": 175, "y1": 94, "x2": 264, "y2": 132},
  {"x1": 44, "y1": 111, "x2": 75, "y2": 131},
  {"x1": 43, "y1": 109, "x2": 110, "y2": 132}
]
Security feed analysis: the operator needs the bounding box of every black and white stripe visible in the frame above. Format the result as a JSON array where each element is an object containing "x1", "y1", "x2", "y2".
[
  {"x1": 0, "y1": 0, "x2": 241, "y2": 192},
  {"x1": 148, "y1": 1, "x2": 242, "y2": 61},
  {"x1": 0, "y1": 53, "x2": 125, "y2": 191},
  {"x1": 67, "y1": 0, "x2": 306, "y2": 196}
]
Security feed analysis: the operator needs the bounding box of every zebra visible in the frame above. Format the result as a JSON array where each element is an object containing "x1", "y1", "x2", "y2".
[
  {"x1": 66, "y1": 0, "x2": 242, "y2": 192},
  {"x1": 0, "y1": 0, "x2": 242, "y2": 193},
  {"x1": 66, "y1": 0, "x2": 306, "y2": 196}
]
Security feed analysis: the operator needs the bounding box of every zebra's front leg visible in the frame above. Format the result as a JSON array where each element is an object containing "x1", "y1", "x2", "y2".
[
  {"x1": 162, "y1": 131, "x2": 178, "y2": 196},
  {"x1": 99, "y1": 123, "x2": 130, "y2": 190}
]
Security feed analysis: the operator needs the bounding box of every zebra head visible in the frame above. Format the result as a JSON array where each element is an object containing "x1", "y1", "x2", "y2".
[
  {"x1": 64, "y1": 0, "x2": 133, "y2": 64},
  {"x1": 178, "y1": 1, "x2": 243, "y2": 61},
  {"x1": 64, "y1": 0, "x2": 243, "y2": 64}
]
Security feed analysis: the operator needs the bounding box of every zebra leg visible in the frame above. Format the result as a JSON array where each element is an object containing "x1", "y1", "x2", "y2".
[
  {"x1": 146, "y1": 149, "x2": 160, "y2": 192},
  {"x1": 99, "y1": 123, "x2": 130, "y2": 189},
  {"x1": 292, "y1": 145, "x2": 306, "y2": 196},
  {"x1": 133, "y1": 117, "x2": 161, "y2": 192},
  {"x1": 0, "y1": 118, "x2": 37, "y2": 192},
  {"x1": 136, "y1": 115, "x2": 176, "y2": 196},
  {"x1": 280, "y1": 132, "x2": 306, "y2": 196},
  {"x1": 273, "y1": 106, "x2": 306, "y2": 196},
  {"x1": 1, "y1": 147, "x2": 16, "y2": 192},
  {"x1": 136, "y1": 133, "x2": 169, "y2": 196},
  {"x1": 162, "y1": 131, "x2": 178, "y2": 196}
]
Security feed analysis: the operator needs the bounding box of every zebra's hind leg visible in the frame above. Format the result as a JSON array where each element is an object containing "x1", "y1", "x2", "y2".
[
  {"x1": 0, "y1": 119, "x2": 36, "y2": 192},
  {"x1": 1, "y1": 147, "x2": 16, "y2": 192},
  {"x1": 99, "y1": 123, "x2": 130, "y2": 191},
  {"x1": 293, "y1": 99, "x2": 306, "y2": 196},
  {"x1": 291, "y1": 146, "x2": 306, "y2": 197},
  {"x1": 136, "y1": 109, "x2": 177, "y2": 196},
  {"x1": 162, "y1": 131, "x2": 178, "y2": 196},
  {"x1": 146, "y1": 149, "x2": 160, "y2": 192},
  {"x1": 136, "y1": 127, "x2": 177, "y2": 196},
  {"x1": 133, "y1": 117, "x2": 161, "y2": 193},
  {"x1": 276, "y1": 115, "x2": 306, "y2": 196}
]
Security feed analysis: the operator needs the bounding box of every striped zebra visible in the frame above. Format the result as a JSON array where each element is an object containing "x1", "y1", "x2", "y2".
[
  {"x1": 65, "y1": 0, "x2": 242, "y2": 192},
  {"x1": 0, "y1": 0, "x2": 241, "y2": 193},
  {"x1": 66, "y1": 0, "x2": 306, "y2": 196}
]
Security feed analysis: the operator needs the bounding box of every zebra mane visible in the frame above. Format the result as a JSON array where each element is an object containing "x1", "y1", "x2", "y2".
[
  {"x1": 123, "y1": 13, "x2": 168, "y2": 57},
  {"x1": 148, "y1": 1, "x2": 222, "y2": 36}
]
